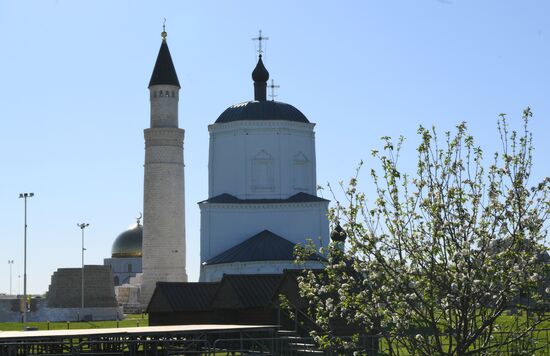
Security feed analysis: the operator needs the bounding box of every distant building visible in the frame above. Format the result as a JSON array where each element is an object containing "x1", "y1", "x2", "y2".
[
  {"x1": 103, "y1": 218, "x2": 143, "y2": 286},
  {"x1": 47, "y1": 266, "x2": 118, "y2": 310},
  {"x1": 0, "y1": 266, "x2": 122, "y2": 322}
]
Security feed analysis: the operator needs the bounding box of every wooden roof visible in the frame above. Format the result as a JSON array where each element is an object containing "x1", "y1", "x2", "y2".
[
  {"x1": 148, "y1": 282, "x2": 220, "y2": 312},
  {"x1": 211, "y1": 274, "x2": 283, "y2": 309}
]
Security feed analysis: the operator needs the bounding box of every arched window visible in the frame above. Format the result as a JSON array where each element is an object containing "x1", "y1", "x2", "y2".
[
  {"x1": 252, "y1": 150, "x2": 274, "y2": 192},
  {"x1": 293, "y1": 152, "x2": 309, "y2": 190}
]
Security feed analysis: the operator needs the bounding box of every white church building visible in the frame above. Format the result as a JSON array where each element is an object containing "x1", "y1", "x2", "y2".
[{"x1": 198, "y1": 52, "x2": 329, "y2": 282}]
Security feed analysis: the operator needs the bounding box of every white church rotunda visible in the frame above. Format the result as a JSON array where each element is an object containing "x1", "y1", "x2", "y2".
[{"x1": 199, "y1": 52, "x2": 329, "y2": 282}]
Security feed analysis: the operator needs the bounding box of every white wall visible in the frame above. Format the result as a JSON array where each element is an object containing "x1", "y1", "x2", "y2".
[
  {"x1": 200, "y1": 260, "x2": 326, "y2": 282},
  {"x1": 208, "y1": 121, "x2": 317, "y2": 199},
  {"x1": 200, "y1": 201, "x2": 329, "y2": 263},
  {"x1": 103, "y1": 257, "x2": 142, "y2": 285}
]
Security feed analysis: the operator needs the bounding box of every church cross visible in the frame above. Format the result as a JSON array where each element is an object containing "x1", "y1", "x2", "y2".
[
  {"x1": 268, "y1": 79, "x2": 280, "y2": 101},
  {"x1": 252, "y1": 30, "x2": 269, "y2": 55}
]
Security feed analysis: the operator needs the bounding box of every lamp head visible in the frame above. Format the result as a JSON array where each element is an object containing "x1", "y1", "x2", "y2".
[{"x1": 77, "y1": 222, "x2": 90, "y2": 229}]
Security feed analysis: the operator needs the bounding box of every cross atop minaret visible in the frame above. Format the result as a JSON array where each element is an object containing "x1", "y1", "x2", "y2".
[
  {"x1": 252, "y1": 30, "x2": 269, "y2": 55},
  {"x1": 268, "y1": 79, "x2": 280, "y2": 101}
]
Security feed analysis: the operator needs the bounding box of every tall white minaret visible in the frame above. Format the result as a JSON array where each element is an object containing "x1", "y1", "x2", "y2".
[{"x1": 140, "y1": 28, "x2": 187, "y2": 306}]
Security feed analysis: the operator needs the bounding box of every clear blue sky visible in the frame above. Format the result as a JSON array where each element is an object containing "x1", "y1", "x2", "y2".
[{"x1": 1, "y1": 0, "x2": 548, "y2": 294}]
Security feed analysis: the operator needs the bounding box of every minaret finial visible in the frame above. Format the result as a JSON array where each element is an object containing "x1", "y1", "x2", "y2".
[
  {"x1": 252, "y1": 30, "x2": 269, "y2": 56},
  {"x1": 268, "y1": 79, "x2": 280, "y2": 101},
  {"x1": 136, "y1": 212, "x2": 142, "y2": 227},
  {"x1": 161, "y1": 18, "x2": 167, "y2": 40}
]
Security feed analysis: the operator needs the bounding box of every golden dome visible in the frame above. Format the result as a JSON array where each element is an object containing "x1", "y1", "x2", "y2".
[{"x1": 111, "y1": 222, "x2": 143, "y2": 258}]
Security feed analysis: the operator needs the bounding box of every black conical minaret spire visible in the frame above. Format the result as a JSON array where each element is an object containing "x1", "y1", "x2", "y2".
[
  {"x1": 252, "y1": 55, "x2": 269, "y2": 101},
  {"x1": 148, "y1": 29, "x2": 180, "y2": 88}
]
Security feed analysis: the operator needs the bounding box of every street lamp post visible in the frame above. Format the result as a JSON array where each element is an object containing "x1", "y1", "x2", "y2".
[
  {"x1": 77, "y1": 223, "x2": 89, "y2": 314},
  {"x1": 8, "y1": 260, "x2": 14, "y2": 295},
  {"x1": 19, "y1": 192, "x2": 34, "y2": 330}
]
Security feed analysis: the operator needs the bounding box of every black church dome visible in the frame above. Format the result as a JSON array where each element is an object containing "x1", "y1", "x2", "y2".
[
  {"x1": 111, "y1": 223, "x2": 143, "y2": 258},
  {"x1": 252, "y1": 56, "x2": 269, "y2": 83},
  {"x1": 215, "y1": 100, "x2": 310, "y2": 124}
]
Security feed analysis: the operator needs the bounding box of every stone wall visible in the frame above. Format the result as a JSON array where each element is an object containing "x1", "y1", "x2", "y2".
[{"x1": 47, "y1": 265, "x2": 117, "y2": 308}]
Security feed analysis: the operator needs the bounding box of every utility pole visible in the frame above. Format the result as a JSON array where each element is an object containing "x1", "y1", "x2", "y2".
[
  {"x1": 8, "y1": 260, "x2": 14, "y2": 295},
  {"x1": 77, "y1": 223, "x2": 89, "y2": 315},
  {"x1": 19, "y1": 192, "x2": 34, "y2": 330}
]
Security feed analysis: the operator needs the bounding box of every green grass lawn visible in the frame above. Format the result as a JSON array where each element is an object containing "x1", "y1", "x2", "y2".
[
  {"x1": 376, "y1": 313, "x2": 550, "y2": 355},
  {"x1": 0, "y1": 314, "x2": 148, "y2": 331}
]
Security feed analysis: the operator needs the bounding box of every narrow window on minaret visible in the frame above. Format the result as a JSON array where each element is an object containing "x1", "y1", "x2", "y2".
[{"x1": 159, "y1": 91, "x2": 164, "y2": 97}]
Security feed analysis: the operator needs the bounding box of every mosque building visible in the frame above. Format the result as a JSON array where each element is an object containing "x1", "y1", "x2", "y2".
[{"x1": 103, "y1": 216, "x2": 143, "y2": 286}]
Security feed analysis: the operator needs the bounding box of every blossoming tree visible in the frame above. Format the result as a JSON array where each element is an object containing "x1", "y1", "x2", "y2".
[{"x1": 297, "y1": 109, "x2": 549, "y2": 355}]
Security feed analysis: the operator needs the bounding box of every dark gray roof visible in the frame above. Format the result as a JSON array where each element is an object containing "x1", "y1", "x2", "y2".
[
  {"x1": 204, "y1": 230, "x2": 324, "y2": 265},
  {"x1": 215, "y1": 100, "x2": 309, "y2": 124},
  {"x1": 200, "y1": 192, "x2": 328, "y2": 205},
  {"x1": 211, "y1": 274, "x2": 283, "y2": 309},
  {"x1": 149, "y1": 40, "x2": 180, "y2": 88},
  {"x1": 147, "y1": 282, "x2": 220, "y2": 312},
  {"x1": 146, "y1": 270, "x2": 327, "y2": 313}
]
